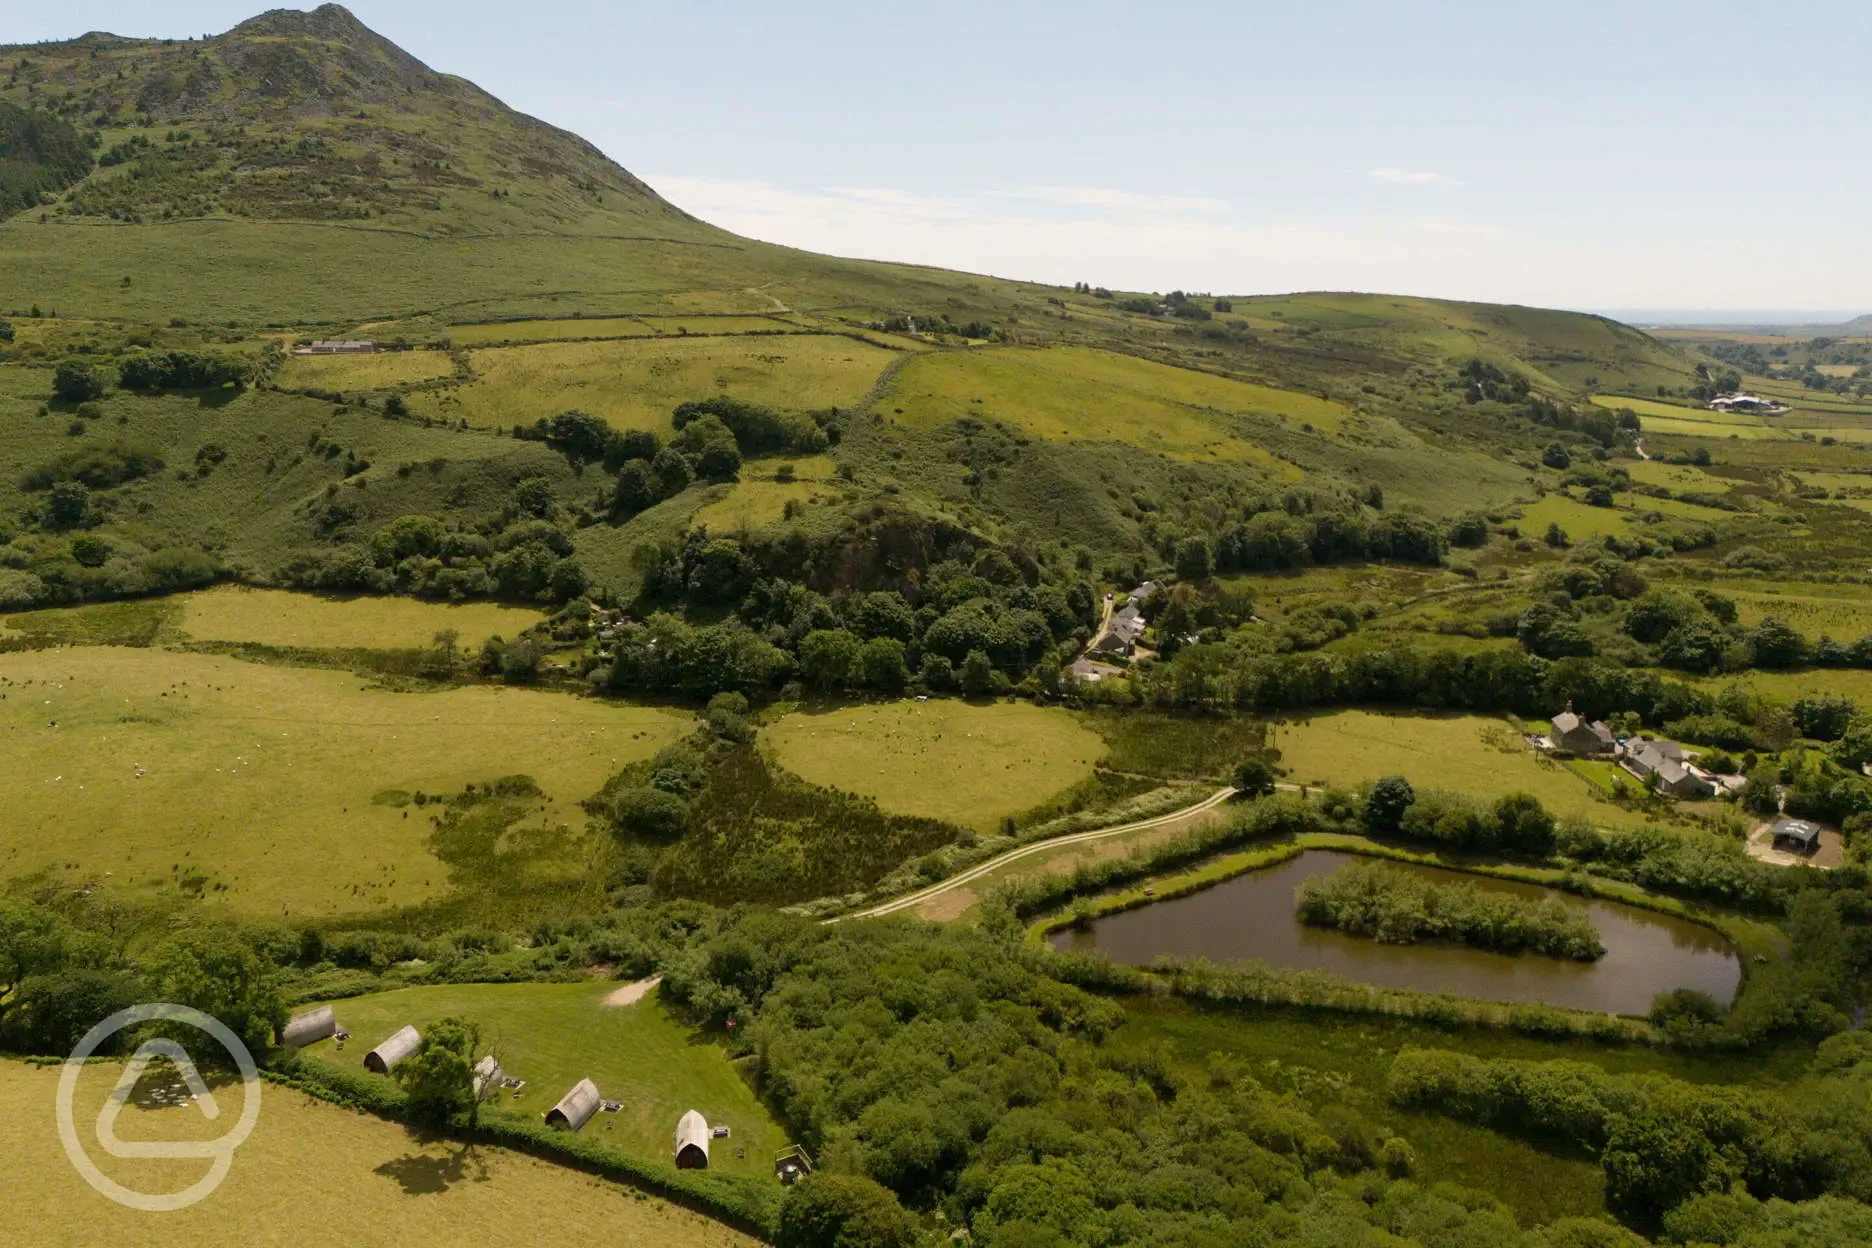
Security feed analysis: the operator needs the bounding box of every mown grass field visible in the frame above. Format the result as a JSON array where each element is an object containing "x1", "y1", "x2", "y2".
[
  {"x1": 690, "y1": 456, "x2": 842, "y2": 532},
  {"x1": 175, "y1": 586, "x2": 544, "y2": 651},
  {"x1": 1515, "y1": 493, "x2": 1632, "y2": 541},
  {"x1": 762, "y1": 699, "x2": 1105, "y2": 831},
  {"x1": 308, "y1": 982, "x2": 785, "y2": 1177},
  {"x1": 875, "y1": 345, "x2": 1340, "y2": 467},
  {"x1": 0, "y1": 1059, "x2": 755, "y2": 1248},
  {"x1": 1265, "y1": 709, "x2": 1648, "y2": 828},
  {"x1": 277, "y1": 349, "x2": 459, "y2": 391},
  {"x1": 0, "y1": 647, "x2": 690, "y2": 916},
  {"x1": 434, "y1": 335, "x2": 896, "y2": 433}
]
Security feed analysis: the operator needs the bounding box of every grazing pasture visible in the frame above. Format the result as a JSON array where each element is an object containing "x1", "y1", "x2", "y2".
[
  {"x1": 1265, "y1": 709, "x2": 1647, "y2": 827},
  {"x1": 0, "y1": 1059, "x2": 755, "y2": 1248},
  {"x1": 176, "y1": 585, "x2": 544, "y2": 651},
  {"x1": 442, "y1": 315, "x2": 799, "y2": 345},
  {"x1": 690, "y1": 456, "x2": 842, "y2": 532},
  {"x1": 0, "y1": 648, "x2": 689, "y2": 916},
  {"x1": 1719, "y1": 581, "x2": 1872, "y2": 637},
  {"x1": 1622, "y1": 459, "x2": 1736, "y2": 492},
  {"x1": 762, "y1": 699, "x2": 1105, "y2": 831},
  {"x1": 437, "y1": 335, "x2": 895, "y2": 433},
  {"x1": 1514, "y1": 493, "x2": 1631, "y2": 541},
  {"x1": 277, "y1": 349, "x2": 458, "y2": 391},
  {"x1": 876, "y1": 345, "x2": 1342, "y2": 467},
  {"x1": 307, "y1": 982, "x2": 785, "y2": 1177}
]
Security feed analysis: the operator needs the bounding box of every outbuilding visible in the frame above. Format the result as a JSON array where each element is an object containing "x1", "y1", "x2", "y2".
[
  {"x1": 545, "y1": 1078, "x2": 600, "y2": 1132},
  {"x1": 281, "y1": 1005, "x2": 337, "y2": 1049},
  {"x1": 1770, "y1": 818, "x2": 1823, "y2": 854},
  {"x1": 675, "y1": 1109, "x2": 711, "y2": 1169},
  {"x1": 364, "y1": 1025, "x2": 421, "y2": 1075}
]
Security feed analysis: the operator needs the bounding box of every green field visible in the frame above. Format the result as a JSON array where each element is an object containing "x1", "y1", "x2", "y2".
[
  {"x1": 1622, "y1": 459, "x2": 1737, "y2": 492},
  {"x1": 691, "y1": 456, "x2": 842, "y2": 532},
  {"x1": 0, "y1": 647, "x2": 690, "y2": 916},
  {"x1": 306, "y1": 982, "x2": 785, "y2": 1177},
  {"x1": 876, "y1": 345, "x2": 1338, "y2": 467},
  {"x1": 1720, "y1": 582, "x2": 1872, "y2": 636},
  {"x1": 435, "y1": 335, "x2": 896, "y2": 433},
  {"x1": 762, "y1": 699, "x2": 1106, "y2": 831},
  {"x1": 443, "y1": 316, "x2": 798, "y2": 346},
  {"x1": 277, "y1": 350, "x2": 459, "y2": 391},
  {"x1": 1514, "y1": 493, "x2": 1633, "y2": 541},
  {"x1": 1265, "y1": 709, "x2": 1648, "y2": 827},
  {"x1": 175, "y1": 586, "x2": 544, "y2": 650},
  {"x1": 0, "y1": 1059, "x2": 754, "y2": 1248}
]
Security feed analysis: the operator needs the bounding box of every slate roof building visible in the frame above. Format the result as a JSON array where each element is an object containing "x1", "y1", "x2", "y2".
[
  {"x1": 364, "y1": 1024, "x2": 421, "y2": 1075},
  {"x1": 545, "y1": 1078, "x2": 600, "y2": 1132},
  {"x1": 1624, "y1": 738, "x2": 1715, "y2": 799},
  {"x1": 675, "y1": 1109, "x2": 712, "y2": 1169},
  {"x1": 1551, "y1": 709, "x2": 1616, "y2": 755}
]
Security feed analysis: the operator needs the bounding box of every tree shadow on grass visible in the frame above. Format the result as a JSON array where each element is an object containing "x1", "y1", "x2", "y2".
[{"x1": 373, "y1": 1133, "x2": 490, "y2": 1196}]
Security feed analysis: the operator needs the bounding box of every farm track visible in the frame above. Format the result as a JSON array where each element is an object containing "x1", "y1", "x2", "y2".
[{"x1": 837, "y1": 785, "x2": 1240, "y2": 921}]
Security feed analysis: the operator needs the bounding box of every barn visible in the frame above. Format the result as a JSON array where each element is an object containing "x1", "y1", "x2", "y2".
[
  {"x1": 363, "y1": 1024, "x2": 421, "y2": 1074},
  {"x1": 545, "y1": 1078, "x2": 600, "y2": 1132},
  {"x1": 675, "y1": 1109, "x2": 711, "y2": 1169}
]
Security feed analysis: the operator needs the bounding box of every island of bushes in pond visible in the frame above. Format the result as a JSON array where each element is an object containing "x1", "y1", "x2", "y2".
[{"x1": 1296, "y1": 860, "x2": 1607, "y2": 961}]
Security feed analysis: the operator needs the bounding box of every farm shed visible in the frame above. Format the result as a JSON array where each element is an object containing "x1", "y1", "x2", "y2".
[
  {"x1": 545, "y1": 1078, "x2": 600, "y2": 1132},
  {"x1": 675, "y1": 1109, "x2": 711, "y2": 1169},
  {"x1": 281, "y1": 1005, "x2": 337, "y2": 1048},
  {"x1": 472, "y1": 1053, "x2": 503, "y2": 1102},
  {"x1": 1771, "y1": 818, "x2": 1823, "y2": 853},
  {"x1": 363, "y1": 1024, "x2": 421, "y2": 1075}
]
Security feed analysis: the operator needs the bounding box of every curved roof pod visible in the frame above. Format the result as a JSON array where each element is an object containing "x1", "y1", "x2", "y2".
[
  {"x1": 545, "y1": 1078, "x2": 600, "y2": 1132},
  {"x1": 363, "y1": 1024, "x2": 421, "y2": 1075},
  {"x1": 675, "y1": 1109, "x2": 711, "y2": 1169},
  {"x1": 472, "y1": 1053, "x2": 503, "y2": 1102},
  {"x1": 281, "y1": 1005, "x2": 337, "y2": 1049}
]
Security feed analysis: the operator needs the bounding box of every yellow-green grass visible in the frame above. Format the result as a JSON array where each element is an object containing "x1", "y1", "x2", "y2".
[
  {"x1": 1791, "y1": 470, "x2": 1872, "y2": 491},
  {"x1": 443, "y1": 316, "x2": 794, "y2": 346},
  {"x1": 1641, "y1": 416, "x2": 1794, "y2": 440},
  {"x1": 176, "y1": 585, "x2": 544, "y2": 651},
  {"x1": 876, "y1": 345, "x2": 1343, "y2": 468},
  {"x1": 691, "y1": 457, "x2": 842, "y2": 531},
  {"x1": 762, "y1": 699, "x2": 1106, "y2": 832},
  {"x1": 277, "y1": 349, "x2": 458, "y2": 390},
  {"x1": 1719, "y1": 582, "x2": 1872, "y2": 636},
  {"x1": 1624, "y1": 494, "x2": 1738, "y2": 522},
  {"x1": 1266, "y1": 709, "x2": 1648, "y2": 828},
  {"x1": 1591, "y1": 394, "x2": 1728, "y2": 422},
  {"x1": 1623, "y1": 460, "x2": 1736, "y2": 492},
  {"x1": 1515, "y1": 493, "x2": 1631, "y2": 540},
  {"x1": 1690, "y1": 666, "x2": 1872, "y2": 703},
  {"x1": 440, "y1": 336, "x2": 895, "y2": 433},
  {"x1": 0, "y1": 1059, "x2": 754, "y2": 1248},
  {"x1": 0, "y1": 648, "x2": 689, "y2": 916},
  {"x1": 306, "y1": 982, "x2": 784, "y2": 1177},
  {"x1": 1815, "y1": 364, "x2": 1862, "y2": 378}
]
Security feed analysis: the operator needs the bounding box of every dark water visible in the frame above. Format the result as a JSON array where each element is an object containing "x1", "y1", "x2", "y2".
[{"x1": 1051, "y1": 850, "x2": 1741, "y2": 1015}]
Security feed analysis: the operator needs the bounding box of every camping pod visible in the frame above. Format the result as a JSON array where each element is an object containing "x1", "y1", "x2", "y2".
[
  {"x1": 472, "y1": 1053, "x2": 503, "y2": 1102},
  {"x1": 545, "y1": 1078, "x2": 600, "y2": 1132},
  {"x1": 675, "y1": 1109, "x2": 710, "y2": 1169},
  {"x1": 363, "y1": 1024, "x2": 420, "y2": 1075},
  {"x1": 281, "y1": 1005, "x2": 337, "y2": 1049}
]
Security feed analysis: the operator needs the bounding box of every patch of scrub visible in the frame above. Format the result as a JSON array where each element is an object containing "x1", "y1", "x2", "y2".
[{"x1": 762, "y1": 699, "x2": 1105, "y2": 831}]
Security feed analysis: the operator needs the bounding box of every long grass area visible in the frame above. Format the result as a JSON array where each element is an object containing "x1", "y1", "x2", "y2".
[
  {"x1": 1718, "y1": 580, "x2": 1872, "y2": 636},
  {"x1": 0, "y1": 648, "x2": 690, "y2": 916},
  {"x1": 0, "y1": 1059, "x2": 754, "y2": 1248},
  {"x1": 690, "y1": 456, "x2": 842, "y2": 532},
  {"x1": 277, "y1": 349, "x2": 458, "y2": 390},
  {"x1": 435, "y1": 335, "x2": 896, "y2": 433},
  {"x1": 1266, "y1": 709, "x2": 1648, "y2": 828},
  {"x1": 876, "y1": 345, "x2": 1340, "y2": 467},
  {"x1": 762, "y1": 699, "x2": 1105, "y2": 832},
  {"x1": 176, "y1": 585, "x2": 543, "y2": 650},
  {"x1": 443, "y1": 316, "x2": 798, "y2": 345},
  {"x1": 307, "y1": 982, "x2": 785, "y2": 1177}
]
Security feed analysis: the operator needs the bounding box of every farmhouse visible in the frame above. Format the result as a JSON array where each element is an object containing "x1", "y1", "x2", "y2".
[
  {"x1": 297, "y1": 339, "x2": 376, "y2": 355},
  {"x1": 675, "y1": 1109, "x2": 711, "y2": 1169},
  {"x1": 545, "y1": 1078, "x2": 600, "y2": 1132},
  {"x1": 1093, "y1": 603, "x2": 1149, "y2": 657},
  {"x1": 1770, "y1": 818, "x2": 1823, "y2": 854},
  {"x1": 1708, "y1": 391, "x2": 1788, "y2": 415},
  {"x1": 1551, "y1": 708, "x2": 1615, "y2": 755},
  {"x1": 281, "y1": 1005, "x2": 338, "y2": 1049},
  {"x1": 363, "y1": 1024, "x2": 420, "y2": 1074},
  {"x1": 1623, "y1": 738, "x2": 1716, "y2": 799},
  {"x1": 1067, "y1": 657, "x2": 1119, "y2": 683}
]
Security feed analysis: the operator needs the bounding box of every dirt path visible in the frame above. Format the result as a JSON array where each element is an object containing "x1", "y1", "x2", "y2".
[
  {"x1": 835, "y1": 787, "x2": 1237, "y2": 924},
  {"x1": 601, "y1": 975, "x2": 662, "y2": 1007}
]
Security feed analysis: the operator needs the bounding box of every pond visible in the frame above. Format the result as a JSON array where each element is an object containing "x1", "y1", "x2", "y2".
[{"x1": 1051, "y1": 850, "x2": 1741, "y2": 1015}]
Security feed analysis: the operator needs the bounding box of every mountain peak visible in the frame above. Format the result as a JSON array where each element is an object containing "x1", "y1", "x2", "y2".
[{"x1": 229, "y1": 4, "x2": 376, "y2": 43}]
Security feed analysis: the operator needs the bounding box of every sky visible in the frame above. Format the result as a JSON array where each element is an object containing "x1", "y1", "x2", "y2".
[{"x1": 13, "y1": 1, "x2": 1871, "y2": 316}]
